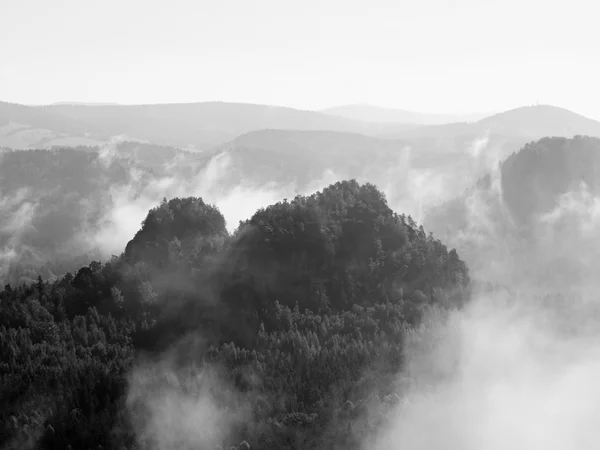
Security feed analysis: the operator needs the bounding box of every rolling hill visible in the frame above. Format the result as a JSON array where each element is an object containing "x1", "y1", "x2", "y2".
[
  {"x1": 3, "y1": 101, "x2": 598, "y2": 162},
  {"x1": 190, "y1": 128, "x2": 534, "y2": 225},
  {"x1": 0, "y1": 101, "x2": 106, "y2": 149},
  {"x1": 42, "y1": 102, "x2": 390, "y2": 150},
  {"x1": 0, "y1": 101, "x2": 385, "y2": 151},
  {"x1": 200, "y1": 129, "x2": 411, "y2": 188},
  {"x1": 321, "y1": 103, "x2": 490, "y2": 125},
  {"x1": 368, "y1": 105, "x2": 600, "y2": 173},
  {"x1": 386, "y1": 105, "x2": 600, "y2": 141},
  {"x1": 0, "y1": 147, "x2": 146, "y2": 285}
]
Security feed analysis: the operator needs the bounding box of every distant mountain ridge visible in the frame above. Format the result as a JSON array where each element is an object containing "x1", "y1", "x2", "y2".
[
  {"x1": 477, "y1": 105, "x2": 600, "y2": 138},
  {"x1": 48, "y1": 101, "x2": 121, "y2": 106},
  {"x1": 0, "y1": 100, "x2": 392, "y2": 150},
  {"x1": 199, "y1": 129, "x2": 410, "y2": 190},
  {"x1": 2, "y1": 101, "x2": 600, "y2": 157},
  {"x1": 321, "y1": 103, "x2": 492, "y2": 125},
  {"x1": 388, "y1": 105, "x2": 600, "y2": 140}
]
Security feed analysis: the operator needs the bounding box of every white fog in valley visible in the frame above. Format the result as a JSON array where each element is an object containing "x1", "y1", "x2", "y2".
[
  {"x1": 3, "y1": 0, "x2": 600, "y2": 449},
  {"x1": 367, "y1": 199, "x2": 600, "y2": 449}
]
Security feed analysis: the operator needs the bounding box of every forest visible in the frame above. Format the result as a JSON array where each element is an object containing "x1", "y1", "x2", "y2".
[{"x1": 0, "y1": 180, "x2": 470, "y2": 450}]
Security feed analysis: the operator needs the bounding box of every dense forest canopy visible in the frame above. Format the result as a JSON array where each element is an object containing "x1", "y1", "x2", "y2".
[{"x1": 0, "y1": 180, "x2": 470, "y2": 450}]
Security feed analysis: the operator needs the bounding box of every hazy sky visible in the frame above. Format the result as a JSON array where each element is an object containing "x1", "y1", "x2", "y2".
[{"x1": 1, "y1": 0, "x2": 599, "y2": 117}]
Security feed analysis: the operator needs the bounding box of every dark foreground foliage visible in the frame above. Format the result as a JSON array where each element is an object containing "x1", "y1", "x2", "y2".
[{"x1": 0, "y1": 180, "x2": 470, "y2": 450}]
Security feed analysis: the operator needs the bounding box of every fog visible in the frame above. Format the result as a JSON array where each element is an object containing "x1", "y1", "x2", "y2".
[
  {"x1": 126, "y1": 343, "x2": 251, "y2": 450},
  {"x1": 368, "y1": 290, "x2": 600, "y2": 450},
  {"x1": 361, "y1": 149, "x2": 600, "y2": 450},
  {"x1": 0, "y1": 187, "x2": 46, "y2": 283}
]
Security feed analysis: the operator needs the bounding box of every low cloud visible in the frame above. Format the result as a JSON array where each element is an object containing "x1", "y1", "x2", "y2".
[
  {"x1": 125, "y1": 336, "x2": 251, "y2": 450},
  {"x1": 366, "y1": 289, "x2": 600, "y2": 450}
]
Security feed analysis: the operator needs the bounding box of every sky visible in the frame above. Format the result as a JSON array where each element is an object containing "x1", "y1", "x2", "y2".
[{"x1": 1, "y1": 0, "x2": 600, "y2": 118}]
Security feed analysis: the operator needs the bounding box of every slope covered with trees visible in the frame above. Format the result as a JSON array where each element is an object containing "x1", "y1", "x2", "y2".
[
  {"x1": 427, "y1": 135, "x2": 600, "y2": 232},
  {"x1": 0, "y1": 144, "x2": 206, "y2": 286},
  {"x1": 0, "y1": 180, "x2": 470, "y2": 450},
  {"x1": 423, "y1": 135, "x2": 600, "y2": 288},
  {"x1": 191, "y1": 128, "x2": 504, "y2": 220},
  {"x1": 0, "y1": 147, "x2": 146, "y2": 286},
  {"x1": 201, "y1": 130, "x2": 411, "y2": 191},
  {"x1": 500, "y1": 135, "x2": 600, "y2": 226}
]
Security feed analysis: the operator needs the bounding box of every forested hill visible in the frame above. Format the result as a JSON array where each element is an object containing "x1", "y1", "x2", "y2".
[
  {"x1": 500, "y1": 135, "x2": 600, "y2": 226},
  {"x1": 0, "y1": 147, "x2": 145, "y2": 285},
  {"x1": 423, "y1": 135, "x2": 600, "y2": 288},
  {"x1": 426, "y1": 135, "x2": 600, "y2": 232},
  {"x1": 0, "y1": 180, "x2": 469, "y2": 450}
]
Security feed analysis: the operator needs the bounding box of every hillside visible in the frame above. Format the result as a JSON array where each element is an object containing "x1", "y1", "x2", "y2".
[
  {"x1": 388, "y1": 105, "x2": 600, "y2": 141},
  {"x1": 478, "y1": 105, "x2": 600, "y2": 138},
  {"x1": 423, "y1": 135, "x2": 600, "y2": 289},
  {"x1": 0, "y1": 143, "x2": 237, "y2": 286},
  {"x1": 360, "y1": 105, "x2": 600, "y2": 185},
  {"x1": 0, "y1": 181, "x2": 470, "y2": 450},
  {"x1": 114, "y1": 140, "x2": 196, "y2": 175},
  {"x1": 0, "y1": 148, "x2": 150, "y2": 285},
  {"x1": 200, "y1": 130, "x2": 410, "y2": 189},
  {"x1": 0, "y1": 101, "x2": 106, "y2": 150},
  {"x1": 501, "y1": 135, "x2": 600, "y2": 225},
  {"x1": 193, "y1": 129, "x2": 519, "y2": 224},
  {"x1": 0, "y1": 102, "x2": 92, "y2": 134}
]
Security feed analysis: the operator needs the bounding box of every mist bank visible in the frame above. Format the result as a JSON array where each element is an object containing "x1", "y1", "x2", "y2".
[{"x1": 368, "y1": 286, "x2": 600, "y2": 450}]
